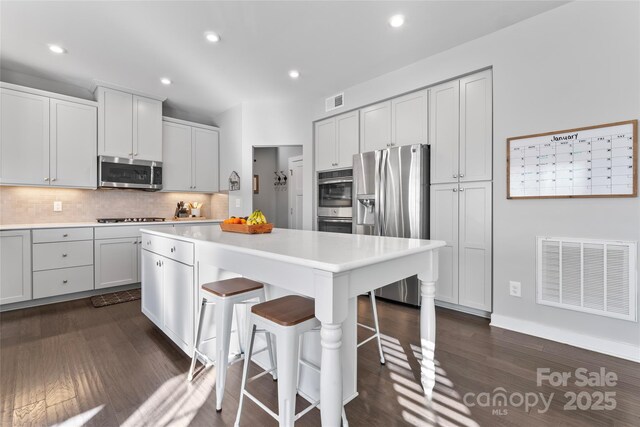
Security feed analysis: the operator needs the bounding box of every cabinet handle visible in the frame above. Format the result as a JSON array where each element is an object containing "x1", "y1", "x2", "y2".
[
  {"x1": 62, "y1": 253, "x2": 68, "y2": 257},
  {"x1": 459, "y1": 187, "x2": 465, "y2": 192},
  {"x1": 453, "y1": 174, "x2": 458, "y2": 178},
  {"x1": 133, "y1": 241, "x2": 137, "y2": 244},
  {"x1": 63, "y1": 234, "x2": 68, "y2": 237},
  {"x1": 52, "y1": 178, "x2": 57, "y2": 181},
  {"x1": 62, "y1": 280, "x2": 68, "y2": 284},
  {"x1": 459, "y1": 173, "x2": 465, "y2": 178},
  {"x1": 147, "y1": 241, "x2": 151, "y2": 245},
  {"x1": 170, "y1": 246, "x2": 175, "y2": 253},
  {"x1": 134, "y1": 153, "x2": 138, "y2": 156},
  {"x1": 44, "y1": 177, "x2": 49, "y2": 181},
  {"x1": 453, "y1": 188, "x2": 458, "y2": 192}
]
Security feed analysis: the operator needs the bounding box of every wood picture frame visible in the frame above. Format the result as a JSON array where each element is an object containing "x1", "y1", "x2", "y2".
[{"x1": 507, "y1": 120, "x2": 637, "y2": 199}]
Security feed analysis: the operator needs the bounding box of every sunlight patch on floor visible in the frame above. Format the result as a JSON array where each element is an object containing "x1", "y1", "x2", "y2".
[
  {"x1": 51, "y1": 405, "x2": 104, "y2": 427},
  {"x1": 121, "y1": 371, "x2": 216, "y2": 427},
  {"x1": 378, "y1": 334, "x2": 479, "y2": 426}
]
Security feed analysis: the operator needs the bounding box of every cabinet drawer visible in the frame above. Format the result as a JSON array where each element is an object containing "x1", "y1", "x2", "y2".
[
  {"x1": 33, "y1": 240, "x2": 93, "y2": 271},
  {"x1": 94, "y1": 225, "x2": 141, "y2": 239},
  {"x1": 141, "y1": 233, "x2": 193, "y2": 265},
  {"x1": 33, "y1": 227, "x2": 93, "y2": 243},
  {"x1": 33, "y1": 265, "x2": 94, "y2": 299}
]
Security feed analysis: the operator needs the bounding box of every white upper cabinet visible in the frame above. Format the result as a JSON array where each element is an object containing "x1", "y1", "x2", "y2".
[
  {"x1": 315, "y1": 117, "x2": 336, "y2": 171},
  {"x1": 0, "y1": 85, "x2": 97, "y2": 189},
  {"x1": 315, "y1": 111, "x2": 359, "y2": 171},
  {"x1": 0, "y1": 88, "x2": 49, "y2": 185},
  {"x1": 192, "y1": 127, "x2": 219, "y2": 192},
  {"x1": 162, "y1": 118, "x2": 219, "y2": 193},
  {"x1": 98, "y1": 87, "x2": 133, "y2": 157},
  {"x1": 391, "y1": 90, "x2": 428, "y2": 147},
  {"x1": 430, "y1": 70, "x2": 493, "y2": 184},
  {"x1": 50, "y1": 99, "x2": 97, "y2": 188},
  {"x1": 429, "y1": 80, "x2": 460, "y2": 184},
  {"x1": 162, "y1": 121, "x2": 192, "y2": 191},
  {"x1": 97, "y1": 87, "x2": 162, "y2": 161},
  {"x1": 360, "y1": 101, "x2": 391, "y2": 152},
  {"x1": 0, "y1": 230, "x2": 32, "y2": 305},
  {"x1": 133, "y1": 95, "x2": 163, "y2": 161},
  {"x1": 459, "y1": 70, "x2": 492, "y2": 182},
  {"x1": 335, "y1": 111, "x2": 359, "y2": 169}
]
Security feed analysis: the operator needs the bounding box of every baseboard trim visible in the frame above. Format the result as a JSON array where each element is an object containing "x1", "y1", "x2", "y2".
[
  {"x1": 0, "y1": 283, "x2": 141, "y2": 312},
  {"x1": 435, "y1": 300, "x2": 492, "y2": 318},
  {"x1": 490, "y1": 314, "x2": 640, "y2": 363}
]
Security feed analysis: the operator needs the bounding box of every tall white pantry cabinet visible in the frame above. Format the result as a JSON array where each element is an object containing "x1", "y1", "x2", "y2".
[{"x1": 430, "y1": 69, "x2": 493, "y2": 313}]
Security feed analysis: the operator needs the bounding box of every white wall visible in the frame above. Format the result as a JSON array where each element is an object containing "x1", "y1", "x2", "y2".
[{"x1": 311, "y1": 1, "x2": 640, "y2": 359}]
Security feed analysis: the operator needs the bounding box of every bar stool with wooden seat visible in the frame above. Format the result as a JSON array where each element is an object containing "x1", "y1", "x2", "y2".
[
  {"x1": 234, "y1": 295, "x2": 348, "y2": 426},
  {"x1": 188, "y1": 277, "x2": 276, "y2": 413}
]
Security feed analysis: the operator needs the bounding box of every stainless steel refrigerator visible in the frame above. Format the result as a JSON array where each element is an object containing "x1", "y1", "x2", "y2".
[{"x1": 353, "y1": 144, "x2": 429, "y2": 306}]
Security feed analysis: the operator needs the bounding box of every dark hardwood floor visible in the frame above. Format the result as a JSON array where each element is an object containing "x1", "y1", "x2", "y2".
[{"x1": 1, "y1": 296, "x2": 639, "y2": 426}]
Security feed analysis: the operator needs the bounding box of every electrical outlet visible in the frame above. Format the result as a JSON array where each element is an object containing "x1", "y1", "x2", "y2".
[
  {"x1": 235, "y1": 198, "x2": 241, "y2": 208},
  {"x1": 509, "y1": 281, "x2": 522, "y2": 297},
  {"x1": 53, "y1": 201, "x2": 62, "y2": 212}
]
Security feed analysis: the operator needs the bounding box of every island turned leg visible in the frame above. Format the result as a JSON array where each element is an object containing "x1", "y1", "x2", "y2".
[
  {"x1": 320, "y1": 322, "x2": 343, "y2": 426},
  {"x1": 419, "y1": 280, "x2": 437, "y2": 399}
]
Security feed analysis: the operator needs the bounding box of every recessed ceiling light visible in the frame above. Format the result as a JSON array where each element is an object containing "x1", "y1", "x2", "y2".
[
  {"x1": 160, "y1": 78, "x2": 172, "y2": 85},
  {"x1": 288, "y1": 70, "x2": 300, "y2": 79},
  {"x1": 205, "y1": 32, "x2": 220, "y2": 43},
  {"x1": 48, "y1": 44, "x2": 66, "y2": 54},
  {"x1": 389, "y1": 14, "x2": 405, "y2": 28}
]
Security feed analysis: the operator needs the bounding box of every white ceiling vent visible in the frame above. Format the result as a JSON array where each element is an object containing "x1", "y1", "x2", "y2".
[
  {"x1": 537, "y1": 237, "x2": 637, "y2": 321},
  {"x1": 325, "y1": 92, "x2": 344, "y2": 112}
]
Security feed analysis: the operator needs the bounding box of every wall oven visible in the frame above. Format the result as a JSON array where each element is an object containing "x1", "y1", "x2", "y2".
[
  {"x1": 98, "y1": 156, "x2": 162, "y2": 191},
  {"x1": 317, "y1": 169, "x2": 352, "y2": 233}
]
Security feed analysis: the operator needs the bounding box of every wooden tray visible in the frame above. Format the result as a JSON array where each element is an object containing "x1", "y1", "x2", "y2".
[
  {"x1": 219, "y1": 223, "x2": 274, "y2": 234},
  {"x1": 172, "y1": 217, "x2": 208, "y2": 221}
]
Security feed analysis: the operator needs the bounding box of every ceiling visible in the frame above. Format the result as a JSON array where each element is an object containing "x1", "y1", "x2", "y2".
[{"x1": 0, "y1": 1, "x2": 568, "y2": 120}]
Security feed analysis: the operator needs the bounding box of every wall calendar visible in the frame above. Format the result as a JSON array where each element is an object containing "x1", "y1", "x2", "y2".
[{"x1": 507, "y1": 120, "x2": 637, "y2": 199}]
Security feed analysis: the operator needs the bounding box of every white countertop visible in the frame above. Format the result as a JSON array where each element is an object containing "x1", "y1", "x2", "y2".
[
  {"x1": 141, "y1": 225, "x2": 445, "y2": 273},
  {"x1": 0, "y1": 219, "x2": 224, "y2": 231}
]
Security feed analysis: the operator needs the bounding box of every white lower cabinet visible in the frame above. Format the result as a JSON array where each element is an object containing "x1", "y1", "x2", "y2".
[
  {"x1": 141, "y1": 246, "x2": 194, "y2": 352},
  {"x1": 431, "y1": 181, "x2": 492, "y2": 312},
  {"x1": 162, "y1": 257, "x2": 194, "y2": 350},
  {"x1": 33, "y1": 266, "x2": 93, "y2": 299},
  {"x1": 0, "y1": 230, "x2": 32, "y2": 305},
  {"x1": 141, "y1": 249, "x2": 163, "y2": 326},
  {"x1": 95, "y1": 238, "x2": 139, "y2": 289}
]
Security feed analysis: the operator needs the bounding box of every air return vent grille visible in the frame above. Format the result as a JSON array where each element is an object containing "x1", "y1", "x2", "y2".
[
  {"x1": 325, "y1": 92, "x2": 344, "y2": 112},
  {"x1": 536, "y1": 237, "x2": 637, "y2": 321}
]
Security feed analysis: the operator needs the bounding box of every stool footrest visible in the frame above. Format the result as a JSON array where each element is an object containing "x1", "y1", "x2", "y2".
[
  {"x1": 247, "y1": 367, "x2": 277, "y2": 384},
  {"x1": 357, "y1": 322, "x2": 376, "y2": 332},
  {"x1": 357, "y1": 333, "x2": 379, "y2": 348},
  {"x1": 243, "y1": 390, "x2": 279, "y2": 421},
  {"x1": 298, "y1": 357, "x2": 320, "y2": 373}
]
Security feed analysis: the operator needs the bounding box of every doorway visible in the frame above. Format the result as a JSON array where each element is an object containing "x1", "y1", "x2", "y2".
[{"x1": 252, "y1": 146, "x2": 303, "y2": 229}]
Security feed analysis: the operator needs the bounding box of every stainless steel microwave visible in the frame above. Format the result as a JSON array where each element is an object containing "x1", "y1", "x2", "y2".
[{"x1": 98, "y1": 156, "x2": 162, "y2": 191}]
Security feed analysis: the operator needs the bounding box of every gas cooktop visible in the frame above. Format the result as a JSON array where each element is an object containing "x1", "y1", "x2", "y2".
[{"x1": 96, "y1": 217, "x2": 166, "y2": 223}]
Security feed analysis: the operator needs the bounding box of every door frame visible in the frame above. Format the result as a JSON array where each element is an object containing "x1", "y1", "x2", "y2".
[{"x1": 288, "y1": 155, "x2": 304, "y2": 229}]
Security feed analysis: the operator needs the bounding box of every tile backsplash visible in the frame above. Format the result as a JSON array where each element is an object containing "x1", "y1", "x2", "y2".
[{"x1": 0, "y1": 186, "x2": 229, "y2": 224}]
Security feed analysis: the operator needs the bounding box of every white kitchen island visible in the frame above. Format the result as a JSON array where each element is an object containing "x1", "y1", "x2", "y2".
[{"x1": 140, "y1": 224, "x2": 444, "y2": 426}]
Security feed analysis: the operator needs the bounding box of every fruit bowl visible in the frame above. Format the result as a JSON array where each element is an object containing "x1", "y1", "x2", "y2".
[{"x1": 219, "y1": 223, "x2": 274, "y2": 234}]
